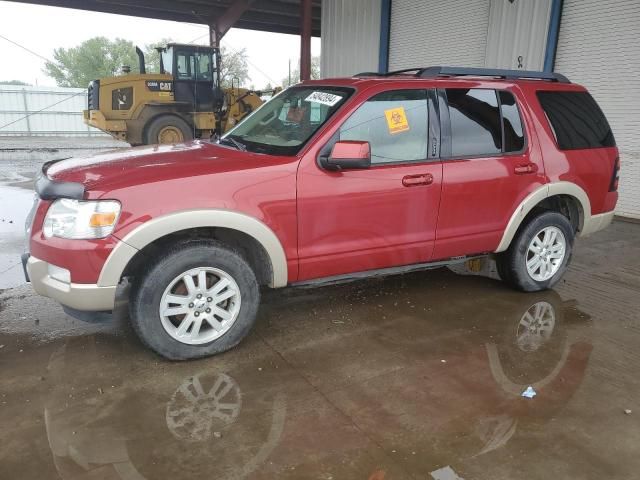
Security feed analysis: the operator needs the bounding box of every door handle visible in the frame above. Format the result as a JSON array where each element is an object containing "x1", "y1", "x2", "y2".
[
  {"x1": 514, "y1": 163, "x2": 538, "y2": 175},
  {"x1": 402, "y1": 173, "x2": 434, "y2": 187}
]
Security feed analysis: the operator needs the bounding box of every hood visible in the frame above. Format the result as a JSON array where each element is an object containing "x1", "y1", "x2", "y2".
[{"x1": 45, "y1": 141, "x2": 276, "y2": 194}]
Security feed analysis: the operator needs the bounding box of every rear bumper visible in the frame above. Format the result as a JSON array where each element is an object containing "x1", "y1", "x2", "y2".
[
  {"x1": 26, "y1": 256, "x2": 116, "y2": 311},
  {"x1": 580, "y1": 210, "x2": 615, "y2": 237},
  {"x1": 84, "y1": 109, "x2": 127, "y2": 134}
]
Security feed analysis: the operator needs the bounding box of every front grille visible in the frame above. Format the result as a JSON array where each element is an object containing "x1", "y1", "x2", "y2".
[{"x1": 87, "y1": 80, "x2": 100, "y2": 110}]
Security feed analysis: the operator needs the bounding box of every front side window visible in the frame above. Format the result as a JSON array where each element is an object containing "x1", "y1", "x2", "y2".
[
  {"x1": 537, "y1": 91, "x2": 615, "y2": 150},
  {"x1": 174, "y1": 52, "x2": 213, "y2": 82},
  {"x1": 446, "y1": 88, "x2": 502, "y2": 157},
  {"x1": 339, "y1": 90, "x2": 429, "y2": 164},
  {"x1": 222, "y1": 86, "x2": 352, "y2": 156},
  {"x1": 176, "y1": 53, "x2": 191, "y2": 79}
]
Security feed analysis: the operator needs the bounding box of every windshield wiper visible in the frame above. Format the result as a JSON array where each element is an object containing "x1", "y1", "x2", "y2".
[{"x1": 219, "y1": 136, "x2": 247, "y2": 151}]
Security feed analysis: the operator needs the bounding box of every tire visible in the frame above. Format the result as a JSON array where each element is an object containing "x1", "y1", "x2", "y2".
[
  {"x1": 497, "y1": 211, "x2": 574, "y2": 292},
  {"x1": 129, "y1": 240, "x2": 260, "y2": 360},
  {"x1": 145, "y1": 115, "x2": 193, "y2": 145}
]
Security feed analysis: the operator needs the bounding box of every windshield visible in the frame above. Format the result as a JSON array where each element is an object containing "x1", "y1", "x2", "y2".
[{"x1": 221, "y1": 86, "x2": 353, "y2": 155}]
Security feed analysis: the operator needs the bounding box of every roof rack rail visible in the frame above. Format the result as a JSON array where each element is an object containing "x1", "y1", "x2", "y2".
[
  {"x1": 354, "y1": 68, "x2": 424, "y2": 77},
  {"x1": 419, "y1": 66, "x2": 570, "y2": 83},
  {"x1": 354, "y1": 66, "x2": 570, "y2": 83}
]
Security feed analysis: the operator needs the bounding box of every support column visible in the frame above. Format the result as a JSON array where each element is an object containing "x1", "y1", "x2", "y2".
[
  {"x1": 543, "y1": 0, "x2": 564, "y2": 72},
  {"x1": 209, "y1": 24, "x2": 220, "y2": 48},
  {"x1": 300, "y1": 0, "x2": 312, "y2": 81},
  {"x1": 378, "y1": 0, "x2": 392, "y2": 73}
]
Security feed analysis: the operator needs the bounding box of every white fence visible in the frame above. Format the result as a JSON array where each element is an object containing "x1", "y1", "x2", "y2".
[{"x1": 0, "y1": 85, "x2": 106, "y2": 137}]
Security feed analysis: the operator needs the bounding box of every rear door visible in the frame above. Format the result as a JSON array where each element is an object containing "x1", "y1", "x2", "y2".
[
  {"x1": 433, "y1": 87, "x2": 546, "y2": 259},
  {"x1": 296, "y1": 88, "x2": 443, "y2": 281}
]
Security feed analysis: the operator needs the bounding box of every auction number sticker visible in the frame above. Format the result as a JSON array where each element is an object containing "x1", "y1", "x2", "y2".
[
  {"x1": 384, "y1": 107, "x2": 410, "y2": 134},
  {"x1": 305, "y1": 91, "x2": 342, "y2": 107}
]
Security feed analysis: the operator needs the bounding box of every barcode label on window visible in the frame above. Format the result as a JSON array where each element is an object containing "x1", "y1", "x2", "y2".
[{"x1": 304, "y1": 91, "x2": 342, "y2": 107}]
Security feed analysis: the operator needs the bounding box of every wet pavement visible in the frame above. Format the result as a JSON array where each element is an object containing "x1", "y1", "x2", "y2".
[
  {"x1": 0, "y1": 137, "x2": 127, "y2": 289},
  {"x1": 1, "y1": 139, "x2": 640, "y2": 479}
]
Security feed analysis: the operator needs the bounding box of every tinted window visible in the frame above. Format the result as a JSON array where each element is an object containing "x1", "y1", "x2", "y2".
[
  {"x1": 446, "y1": 89, "x2": 502, "y2": 157},
  {"x1": 537, "y1": 91, "x2": 615, "y2": 149},
  {"x1": 340, "y1": 90, "x2": 428, "y2": 164},
  {"x1": 499, "y1": 91, "x2": 525, "y2": 152}
]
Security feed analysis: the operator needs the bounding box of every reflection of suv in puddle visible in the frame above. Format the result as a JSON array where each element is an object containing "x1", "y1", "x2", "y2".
[
  {"x1": 24, "y1": 66, "x2": 618, "y2": 359},
  {"x1": 43, "y1": 273, "x2": 592, "y2": 479}
]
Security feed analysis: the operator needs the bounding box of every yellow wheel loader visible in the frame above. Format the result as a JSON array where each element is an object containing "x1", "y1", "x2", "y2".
[{"x1": 83, "y1": 43, "x2": 273, "y2": 145}]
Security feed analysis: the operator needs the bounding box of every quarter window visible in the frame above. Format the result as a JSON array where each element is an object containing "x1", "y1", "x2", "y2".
[
  {"x1": 446, "y1": 88, "x2": 502, "y2": 157},
  {"x1": 339, "y1": 90, "x2": 429, "y2": 164},
  {"x1": 537, "y1": 91, "x2": 615, "y2": 150}
]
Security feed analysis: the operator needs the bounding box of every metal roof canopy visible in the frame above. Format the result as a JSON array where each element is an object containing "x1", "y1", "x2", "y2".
[
  {"x1": 9, "y1": 0, "x2": 319, "y2": 79},
  {"x1": 7, "y1": 0, "x2": 321, "y2": 37}
]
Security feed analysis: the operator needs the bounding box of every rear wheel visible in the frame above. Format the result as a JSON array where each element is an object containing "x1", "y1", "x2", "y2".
[
  {"x1": 130, "y1": 240, "x2": 260, "y2": 360},
  {"x1": 497, "y1": 211, "x2": 574, "y2": 292},
  {"x1": 145, "y1": 115, "x2": 193, "y2": 145}
]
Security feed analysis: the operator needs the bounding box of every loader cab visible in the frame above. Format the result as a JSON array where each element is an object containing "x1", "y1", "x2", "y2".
[{"x1": 159, "y1": 43, "x2": 221, "y2": 111}]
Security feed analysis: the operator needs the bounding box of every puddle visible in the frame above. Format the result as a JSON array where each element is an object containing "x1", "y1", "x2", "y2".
[
  {"x1": 0, "y1": 269, "x2": 601, "y2": 479},
  {"x1": 0, "y1": 185, "x2": 34, "y2": 288}
]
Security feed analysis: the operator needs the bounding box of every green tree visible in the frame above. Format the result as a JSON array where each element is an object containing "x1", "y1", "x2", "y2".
[
  {"x1": 281, "y1": 55, "x2": 320, "y2": 88},
  {"x1": 219, "y1": 46, "x2": 250, "y2": 88},
  {"x1": 44, "y1": 37, "x2": 251, "y2": 88},
  {"x1": 44, "y1": 37, "x2": 139, "y2": 87},
  {"x1": 0, "y1": 80, "x2": 31, "y2": 86}
]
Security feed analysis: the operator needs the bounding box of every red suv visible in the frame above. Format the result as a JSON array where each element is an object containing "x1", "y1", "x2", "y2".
[{"x1": 24, "y1": 66, "x2": 619, "y2": 359}]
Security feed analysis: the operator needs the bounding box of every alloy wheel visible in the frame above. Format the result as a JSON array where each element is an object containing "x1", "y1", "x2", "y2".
[
  {"x1": 525, "y1": 226, "x2": 566, "y2": 282},
  {"x1": 159, "y1": 267, "x2": 242, "y2": 345}
]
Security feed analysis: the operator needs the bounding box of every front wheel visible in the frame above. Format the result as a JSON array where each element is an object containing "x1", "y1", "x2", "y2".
[
  {"x1": 129, "y1": 240, "x2": 260, "y2": 360},
  {"x1": 497, "y1": 211, "x2": 574, "y2": 292},
  {"x1": 145, "y1": 115, "x2": 193, "y2": 145}
]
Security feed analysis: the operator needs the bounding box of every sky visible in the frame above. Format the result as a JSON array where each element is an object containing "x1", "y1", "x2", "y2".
[{"x1": 0, "y1": 1, "x2": 321, "y2": 88}]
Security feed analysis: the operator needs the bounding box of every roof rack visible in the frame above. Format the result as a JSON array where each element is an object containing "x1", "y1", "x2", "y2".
[
  {"x1": 354, "y1": 68, "x2": 424, "y2": 77},
  {"x1": 355, "y1": 66, "x2": 570, "y2": 83}
]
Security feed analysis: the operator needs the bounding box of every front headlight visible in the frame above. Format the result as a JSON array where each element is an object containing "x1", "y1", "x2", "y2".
[{"x1": 43, "y1": 199, "x2": 121, "y2": 239}]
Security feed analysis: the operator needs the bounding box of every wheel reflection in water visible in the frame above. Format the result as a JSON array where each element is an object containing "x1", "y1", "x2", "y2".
[{"x1": 166, "y1": 373, "x2": 242, "y2": 442}]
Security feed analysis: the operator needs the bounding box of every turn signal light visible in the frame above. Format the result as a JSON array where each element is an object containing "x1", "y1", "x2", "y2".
[{"x1": 90, "y1": 212, "x2": 117, "y2": 227}]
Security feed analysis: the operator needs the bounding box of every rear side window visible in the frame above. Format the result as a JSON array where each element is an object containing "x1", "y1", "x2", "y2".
[
  {"x1": 537, "y1": 91, "x2": 615, "y2": 149},
  {"x1": 499, "y1": 91, "x2": 525, "y2": 152},
  {"x1": 446, "y1": 89, "x2": 502, "y2": 157}
]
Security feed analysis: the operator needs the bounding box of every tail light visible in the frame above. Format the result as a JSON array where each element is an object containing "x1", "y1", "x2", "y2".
[{"x1": 609, "y1": 156, "x2": 620, "y2": 192}]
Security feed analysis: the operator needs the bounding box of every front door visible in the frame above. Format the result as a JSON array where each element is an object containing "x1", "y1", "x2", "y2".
[
  {"x1": 433, "y1": 87, "x2": 546, "y2": 259},
  {"x1": 173, "y1": 48, "x2": 215, "y2": 111},
  {"x1": 297, "y1": 89, "x2": 443, "y2": 281}
]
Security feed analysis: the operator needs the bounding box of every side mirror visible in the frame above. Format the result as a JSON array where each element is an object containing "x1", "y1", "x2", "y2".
[{"x1": 325, "y1": 141, "x2": 371, "y2": 170}]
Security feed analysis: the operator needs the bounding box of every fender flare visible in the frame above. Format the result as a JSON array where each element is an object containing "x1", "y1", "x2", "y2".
[
  {"x1": 97, "y1": 209, "x2": 288, "y2": 288},
  {"x1": 495, "y1": 182, "x2": 592, "y2": 253}
]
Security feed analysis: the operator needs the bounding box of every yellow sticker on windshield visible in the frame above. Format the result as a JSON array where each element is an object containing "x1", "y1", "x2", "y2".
[{"x1": 384, "y1": 107, "x2": 410, "y2": 134}]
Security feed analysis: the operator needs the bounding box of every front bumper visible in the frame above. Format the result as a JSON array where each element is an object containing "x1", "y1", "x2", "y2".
[{"x1": 26, "y1": 255, "x2": 117, "y2": 311}]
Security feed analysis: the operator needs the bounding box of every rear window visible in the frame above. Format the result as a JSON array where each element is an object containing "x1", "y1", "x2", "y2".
[{"x1": 537, "y1": 91, "x2": 615, "y2": 150}]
